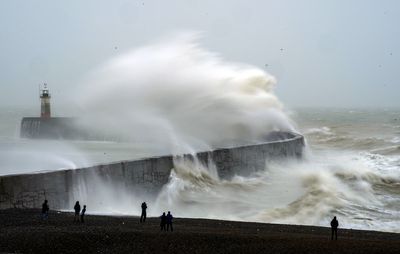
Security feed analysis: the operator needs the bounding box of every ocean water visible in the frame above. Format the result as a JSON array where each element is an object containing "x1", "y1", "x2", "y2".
[
  {"x1": 1, "y1": 107, "x2": 399, "y2": 233},
  {"x1": 153, "y1": 108, "x2": 400, "y2": 233},
  {"x1": 287, "y1": 108, "x2": 400, "y2": 232}
]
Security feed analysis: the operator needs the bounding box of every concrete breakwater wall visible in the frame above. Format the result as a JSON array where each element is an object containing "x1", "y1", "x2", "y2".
[{"x1": 0, "y1": 132, "x2": 304, "y2": 210}]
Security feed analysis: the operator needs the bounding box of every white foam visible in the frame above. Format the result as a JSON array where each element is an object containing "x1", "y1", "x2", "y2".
[{"x1": 305, "y1": 126, "x2": 333, "y2": 136}]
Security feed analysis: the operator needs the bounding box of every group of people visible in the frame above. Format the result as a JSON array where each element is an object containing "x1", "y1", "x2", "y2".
[
  {"x1": 160, "y1": 211, "x2": 174, "y2": 231},
  {"x1": 74, "y1": 201, "x2": 87, "y2": 223},
  {"x1": 41, "y1": 200, "x2": 86, "y2": 222},
  {"x1": 42, "y1": 199, "x2": 338, "y2": 238},
  {"x1": 140, "y1": 202, "x2": 174, "y2": 232}
]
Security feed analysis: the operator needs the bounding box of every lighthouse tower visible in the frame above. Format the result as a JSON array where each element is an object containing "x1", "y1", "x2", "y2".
[{"x1": 40, "y1": 83, "x2": 51, "y2": 118}]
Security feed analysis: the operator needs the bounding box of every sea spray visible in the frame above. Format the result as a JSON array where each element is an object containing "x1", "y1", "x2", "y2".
[
  {"x1": 154, "y1": 148, "x2": 400, "y2": 232},
  {"x1": 75, "y1": 33, "x2": 294, "y2": 153},
  {"x1": 68, "y1": 33, "x2": 297, "y2": 217}
]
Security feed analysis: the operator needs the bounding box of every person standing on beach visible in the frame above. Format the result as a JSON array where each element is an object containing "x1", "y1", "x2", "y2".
[
  {"x1": 140, "y1": 202, "x2": 147, "y2": 223},
  {"x1": 166, "y1": 211, "x2": 173, "y2": 232},
  {"x1": 160, "y1": 212, "x2": 167, "y2": 231},
  {"x1": 81, "y1": 205, "x2": 86, "y2": 223},
  {"x1": 330, "y1": 216, "x2": 339, "y2": 240},
  {"x1": 41, "y1": 200, "x2": 49, "y2": 220},
  {"x1": 74, "y1": 201, "x2": 81, "y2": 222}
]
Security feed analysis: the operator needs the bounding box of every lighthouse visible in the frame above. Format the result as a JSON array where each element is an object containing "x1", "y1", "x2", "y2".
[
  {"x1": 40, "y1": 83, "x2": 51, "y2": 118},
  {"x1": 21, "y1": 84, "x2": 92, "y2": 139}
]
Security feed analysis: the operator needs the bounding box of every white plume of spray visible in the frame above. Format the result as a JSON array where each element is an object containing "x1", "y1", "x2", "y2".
[
  {"x1": 75, "y1": 33, "x2": 294, "y2": 154},
  {"x1": 69, "y1": 33, "x2": 308, "y2": 222}
]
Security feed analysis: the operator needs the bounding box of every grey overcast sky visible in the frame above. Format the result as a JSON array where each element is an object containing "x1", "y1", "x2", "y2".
[{"x1": 1, "y1": 0, "x2": 399, "y2": 109}]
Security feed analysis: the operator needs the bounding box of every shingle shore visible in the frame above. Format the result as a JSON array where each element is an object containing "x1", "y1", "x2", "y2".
[{"x1": 1, "y1": 209, "x2": 399, "y2": 254}]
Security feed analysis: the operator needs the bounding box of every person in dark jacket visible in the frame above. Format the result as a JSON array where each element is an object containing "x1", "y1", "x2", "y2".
[
  {"x1": 74, "y1": 201, "x2": 81, "y2": 222},
  {"x1": 330, "y1": 216, "x2": 339, "y2": 240},
  {"x1": 160, "y1": 212, "x2": 167, "y2": 231},
  {"x1": 81, "y1": 205, "x2": 86, "y2": 223},
  {"x1": 41, "y1": 200, "x2": 49, "y2": 220},
  {"x1": 166, "y1": 211, "x2": 173, "y2": 232},
  {"x1": 140, "y1": 202, "x2": 147, "y2": 223}
]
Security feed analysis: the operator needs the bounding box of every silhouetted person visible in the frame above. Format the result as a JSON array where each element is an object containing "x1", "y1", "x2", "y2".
[
  {"x1": 41, "y1": 200, "x2": 49, "y2": 220},
  {"x1": 74, "y1": 201, "x2": 81, "y2": 222},
  {"x1": 166, "y1": 211, "x2": 173, "y2": 232},
  {"x1": 331, "y1": 216, "x2": 339, "y2": 240},
  {"x1": 140, "y1": 202, "x2": 147, "y2": 223},
  {"x1": 160, "y1": 212, "x2": 166, "y2": 231},
  {"x1": 81, "y1": 205, "x2": 86, "y2": 223}
]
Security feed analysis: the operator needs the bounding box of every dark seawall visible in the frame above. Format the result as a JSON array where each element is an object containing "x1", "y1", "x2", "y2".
[
  {"x1": 0, "y1": 132, "x2": 304, "y2": 210},
  {"x1": 20, "y1": 117, "x2": 94, "y2": 140}
]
